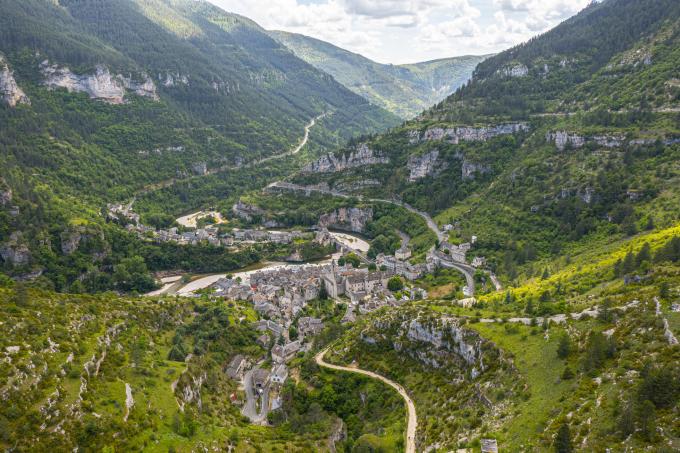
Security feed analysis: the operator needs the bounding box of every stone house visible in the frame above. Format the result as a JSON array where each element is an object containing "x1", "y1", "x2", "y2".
[
  {"x1": 271, "y1": 340, "x2": 301, "y2": 363},
  {"x1": 252, "y1": 368, "x2": 270, "y2": 391},
  {"x1": 226, "y1": 354, "x2": 247, "y2": 380},
  {"x1": 271, "y1": 364, "x2": 288, "y2": 385},
  {"x1": 298, "y1": 317, "x2": 324, "y2": 338}
]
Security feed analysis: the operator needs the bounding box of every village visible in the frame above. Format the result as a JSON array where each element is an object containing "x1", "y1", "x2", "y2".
[
  {"x1": 109, "y1": 199, "x2": 492, "y2": 424},
  {"x1": 107, "y1": 202, "x2": 309, "y2": 248}
]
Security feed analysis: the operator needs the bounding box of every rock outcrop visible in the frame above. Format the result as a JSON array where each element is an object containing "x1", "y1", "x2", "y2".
[
  {"x1": 318, "y1": 207, "x2": 373, "y2": 233},
  {"x1": 359, "y1": 309, "x2": 503, "y2": 377},
  {"x1": 0, "y1": 178, "x2": 12, "y2": 205},
  {"x1": 461, "y1": 159, "x2": 490, "y2": 180},
  {"x1": 0, "y1": 56, "x2": 30, "y2": 107},
  {"x1": 59, "y1": 226, "x2": 108, "y2": 258},
  {"x1": 408, "y1": 149, "x2": 444, "y2": 182},
  {"x1": 498, "y1": 63, "x2": 529, "y2": 78},
  {"x1": 192, "y1": 162, "x2": 208, "y2": 175},
  {"x1": 232, "y1": 200, "x2": 264, "y2": 222},
  {"x1": 0, "y1": 232, "x2": 30, "y2": 266},
  {"x1": 409, "y1": 122, "x2": 529, "y2": 144},
  {"x1": 303, "y1": 143, "x2": 388, "y2": 173},
  {"x1": 41, "y1": 61, "x2": 159, "y2": 104},
  {"x1": 546, "y1": 131, "x2": 626, "y2": 151},
  {"x1": 160, "y1": 72, "x2": 189, "y2": 87}
]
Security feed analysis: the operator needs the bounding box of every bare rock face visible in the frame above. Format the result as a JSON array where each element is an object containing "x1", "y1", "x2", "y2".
[
  {"x1": 461, "y1": 159, "x2": 490, "y2": 180},
  {"x1": 410, "y1": 122, "x2": 529, "y2": 144},
  {"x1": 318, "y1": 207, "x2": 373, "y2": 233},
  {"x1": 60, "y1": 226, "x2": 109, "y2": 259},
  {"x1": 303, "y1": 143, "x2": 389, "y2": 173},
  {"x1": 159, "y1": 72, "x2": 189, "y2": 87},
  {"x1": 546, "y1": 131, "x2": 626, "y2": 151},
  {"x1": 60, "y1": 228, "x2": 83, "y2": 255},
  {"x1": 192, "y1": 162, "x2": 208, "y2": 175},
  {"x1": 41, "y1": 61, "x2": 158, "y2": 104},
  {"x1": 498, "y1": 63, "x2": 529, "y2": 78},
  {"x1": 408, "y1": 149, "x2": 443, "y2": 182},
  {"x1": 546, "y1": 131, "x2": 585, "y2": 151},
  {"x1": 232, "y1": 200, "x2": 264, "y2": 222},
  {"x1": 0, "y1": 232, "x2": 30, "y2": 267},
  {"x1": 0, "y1": 56, "x2": 30, "y2": 107},
  {"x1": 0, "y1": 178, "x2": 12, "y2": 205}
]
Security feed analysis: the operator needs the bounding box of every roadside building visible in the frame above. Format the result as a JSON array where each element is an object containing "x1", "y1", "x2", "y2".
[
  {"x1": 252, "y1": 368, "x2": 270, "y2": 392},
  {"x1": 271, "y1": 340, "x2": 301, "y2": 363},
  {"x1": 271, "y1": 364, "x2": 288, "y2": 385},
  {"x1": 226, "y1": 354, "x2": 247, "y2": 380}
]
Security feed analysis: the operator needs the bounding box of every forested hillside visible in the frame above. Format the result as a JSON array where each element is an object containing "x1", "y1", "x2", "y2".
[
  {"x1": 271, "y1": 30, "x2": 487, "y2": 118},
  {"x1": 285, "y1": 0, "x2": 680, "y2": 287},
  {"x1": 0, "y1": 0, "x2": 399, "y2": 290}
]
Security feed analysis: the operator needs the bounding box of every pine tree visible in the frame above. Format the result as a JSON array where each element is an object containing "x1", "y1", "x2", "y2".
[
  {"x1": 554, "y1": 423, "x2": 573, "y2": 453},
  {"x1": 622, "y1": 251, "x2": 635, "y2": 274},
  {"x1": 557, "y1": 334, "x2": 571, "y2": 359},
  {"x1": 635, "y1": 243, "x2": 651, "y2": 267}
]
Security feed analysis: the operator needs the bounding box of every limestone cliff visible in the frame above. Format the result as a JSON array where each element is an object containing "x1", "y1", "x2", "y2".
[
  {"x1": 0, "y1": 56, "x2": 30, "y2": 107},
  {"x1": 546, "y1": 131, "x2": 628, "y2": 151},
  {"x1": 409, "y1": 122, "x2": 529, "y2": 144},
  {"x1": 407, "y1": 149, "x2": 444, "y2": 182},
  {"x1": 0, "y1": 232, "x2": 30, "y2": 267},
  {"x1": 0, "y1": 178, "x2": 12, "y2": 205},
  {"x1": 41, "y1": 61, "x2": 159, "y2": 104},
  {"x1": 303, "y1": 143, "x2": 388, "y2": 173},
  {"x1": 318, "y1": 207, "x2": 373, "y2": 233},
  {"x1": 498, "y1": 63, "x2": 529, "y2": 78}
]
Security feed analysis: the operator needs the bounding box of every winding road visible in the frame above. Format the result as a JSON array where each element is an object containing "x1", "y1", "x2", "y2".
[
  {"x1": 136, "y1": 112, "x2": 329, "y2": 195},
  {"x1": 266, "y1": 181, "x2": 479, "y2": 294},
  {"x1": 315, "y1": 348, "x2": 417, "y2": 453}
]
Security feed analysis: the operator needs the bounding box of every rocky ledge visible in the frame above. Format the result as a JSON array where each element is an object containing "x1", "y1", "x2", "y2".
[
  {"x1": 0, "y1": 56, "x2": 30, "y2": 107},
  {"x1": 41, "y1": 61, "x2": 159, "y2": 104},
  {"x1": 546, "y1": 130, "x2": 680, "y2": 151},
  {"x1": 409, "y1": 122, "x2": 529, "y2": 144},
  {"x1": 303, "y1": 143, "x2": 389, "y2": 173}
]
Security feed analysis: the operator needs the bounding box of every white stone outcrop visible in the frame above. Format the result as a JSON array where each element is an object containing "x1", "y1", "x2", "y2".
[
  {"x1": 498, "y1": 63, "x2": 529, "y2": 78},
  {"x1": 303, "y1": 143, "x2": 388, "y2": 173},
  {"x1": 0, "y1": 178, "x2": 12, "y2": 205},
  {"x1": 123, "y1": 383, "x2": 134, "y2": 422},
  {"x1": 41, "y1": 61, "x2": 158, "y2": 104},
  {"x1": 0, "y1": 56, "x2": 30, "y2": 107},
  {"x1": 318, "y1": 207, "x2": 373, "y2": 233},
  {"x1": 160, "y1": 72, "x2": 189, "y2": 87},
  {"x1": 546, "y1": 131, "x2": 627, "y2": 151},
  {"x1": 232, "y1": 200, "x2": 264, "y2": 222},
  {"x1": 461, "y1": 159, "x2": 490, "y2": 180},
  {"x1": 409, "y1": 122, "x2": 529, "y2": 144},
  {"x1": 0, "y1": 231, "x2": 30, "y2": 267},
  {"x1": 408, "y1": 149, "x2": 443, "y2": 182}
]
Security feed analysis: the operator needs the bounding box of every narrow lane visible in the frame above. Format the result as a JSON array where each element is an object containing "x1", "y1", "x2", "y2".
[{"x1": 315, "y1": 348, "x2": 417, "y2": 453}]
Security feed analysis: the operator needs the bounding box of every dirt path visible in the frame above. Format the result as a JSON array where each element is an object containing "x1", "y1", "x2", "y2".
[{"x1": 315, "y1": 348, "x2": 417, "y2": 453}]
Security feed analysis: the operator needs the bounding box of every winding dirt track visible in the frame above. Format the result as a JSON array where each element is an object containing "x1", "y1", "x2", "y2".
[{"x1": 315, "y1": 348, "x2": 417, "y2": 453}]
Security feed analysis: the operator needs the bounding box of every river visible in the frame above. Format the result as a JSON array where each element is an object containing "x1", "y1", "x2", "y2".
[{"x1": 148, "y1": 231, "x2": 369, "y2": 296}]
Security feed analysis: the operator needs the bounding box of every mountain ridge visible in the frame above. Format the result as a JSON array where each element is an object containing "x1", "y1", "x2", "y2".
[{"x1": 269, "y1": 29, "x2": 488, "y2": 118}]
